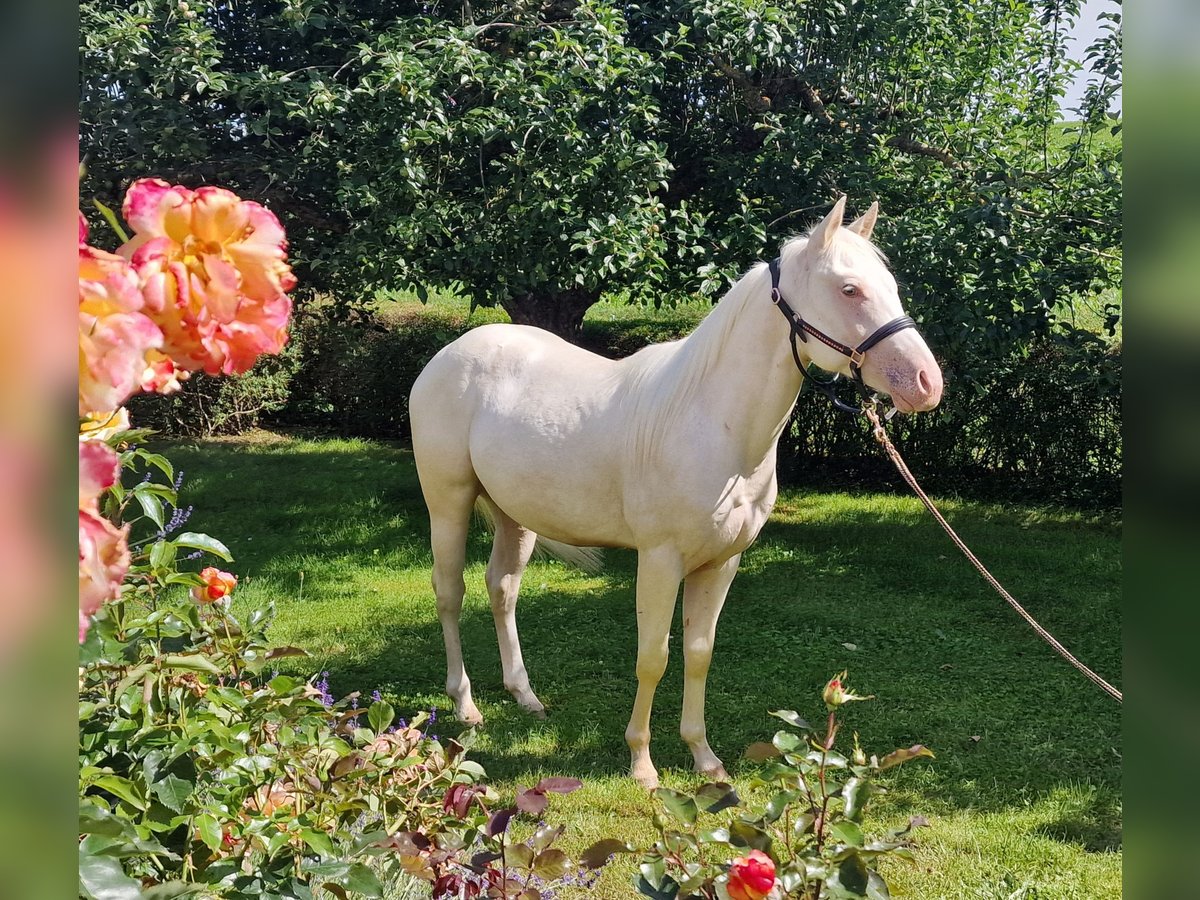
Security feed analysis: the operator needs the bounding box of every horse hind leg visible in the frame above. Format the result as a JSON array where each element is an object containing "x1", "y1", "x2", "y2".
[
  {"x1": 482, "y1": 499, "x2": 544, "y2": 717},
  {"x1": 428, "y1": 486, "x2": 484, "y2": 725}
]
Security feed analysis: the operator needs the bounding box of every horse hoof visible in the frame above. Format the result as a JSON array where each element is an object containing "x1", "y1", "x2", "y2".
[
  {"x1": 631, "y1": 767, "x2": 660, "y2": 791},
  {"x1": 515, "y1": 694, "x2": 547, "y2": 718},
  {"x1": 457, "y1": 707, "x2": 484, "y2": 726},
  {"x1": 696, "y1": 763, "x2": 730, "y2": 782}
]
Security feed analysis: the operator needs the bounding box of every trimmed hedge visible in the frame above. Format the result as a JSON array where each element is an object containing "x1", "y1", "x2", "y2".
[{"x1": 136, "y1": 301, "x2": 1120, "y2": 509}]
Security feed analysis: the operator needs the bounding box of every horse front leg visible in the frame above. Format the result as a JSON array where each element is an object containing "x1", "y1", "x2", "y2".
[
  {"x1": 680, "y1": 554, "x2": 741, "y2": 780},
  {"x1": 626, "y1": 547, "x2": 684, "y2": 790}
]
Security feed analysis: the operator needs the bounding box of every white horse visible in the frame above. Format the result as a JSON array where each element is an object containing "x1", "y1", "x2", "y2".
[{"x1": 410, "y1": 197, "x2": 943, "y2": 788}]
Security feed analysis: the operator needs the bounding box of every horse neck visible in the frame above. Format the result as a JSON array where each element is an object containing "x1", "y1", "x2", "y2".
[{"x1": 670, "y1": 262, "x2": 808, "y2": 467}]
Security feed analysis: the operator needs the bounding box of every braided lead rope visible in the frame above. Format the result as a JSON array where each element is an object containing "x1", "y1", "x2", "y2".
[{"x1": 863, "y1": 404, "x2": 1122, "y2": 704}]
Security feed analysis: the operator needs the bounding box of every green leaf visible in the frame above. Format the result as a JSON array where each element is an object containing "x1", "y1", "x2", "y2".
[
  {"x1": 635, "y1": 871, "x2": 679, "y2": 900},
  {"x1": 836, "y1": 854, "x2": 870, "y2": 894},
  {"x1": 698, "y1": 825, "x2": 731, "y2": 843},
  {"x1": 639, "y1": 857, "x2": 666, "y2": 890},
  {"x1": 367, "y1": 700, "x2": 395, "y2": 734},
  {"x1": 533, "y1": 848, "x2": 570, "y2": 879},
  {"x1": 90, "y1": 775, "x2": 146, "y2": 811},
  {"x1": 161, "y1": 653, "x2": 223, "y2": 675},
  {"x1": 78, "y1": 846, "x2": 142, "y2": 900},
  {"x1": 135, "y1": 490, "x2": 165, "y2": 529},
  {"x1": 655, "y1": 787, "x2": 698, "y2": 826},
  {"x1": 508, "y1": 843, "x2": 535, "y2": 870},
  {"x1": 842, "y1": 776, "x2": 871, "y2": 821},
  {"x1": 694, "y1": 781, "x2": 740, "y2": 813},
  {"x1": 174, "y1": 532, "x2": 233, "y2": 562},
  {"x1": 830, "y1": 820, "x2": 865, "y2": 847},
  {"x1": 769, "y1": 709, "x2": 812, "y2": 730},
  {"x1": 772, "y1": 730, "x2": 802, "y2": 753},
  {"x1": 305, "y1": 861, "x2": 383, "y2": 897},
  {"x1": 79, "y1": 804, "x2": 127, "y2": 837},
  {"x1": 764, "y1": 790, "x2": 800, "y2": 823},
  {"x1": 300, "y1": 827, "x2": 336, "y2": 857},
  {"x1": 792, "y1": 812, "x2": 816, "y2": 837},
  {"x1": 150, "y1": 774, "x2": 193, "y2": 814},
  {"x1": 878, "y1": 745, "x2": 935, "y2": 770},
  {"x1": 270, "y1": 674, "x2": 301, "y2": 695},
  {"x1": 195, "y1": 814, "x2": 222, "y2": 853},
  {"x1": 137, "y1": 452, "x2": 174, "y2": 481},
  {"x1": 148, "y1": 540, "x2": 177, "y2": 571},
  {"x1": 140, "y1": 883, "x2": 201, "y2": 898},
  {"x1": 729, "y1": 819, "x2": 772, "y2": 851},
  {"x1": 866, "y1": 870, "x2": 892, "y2": 899}
]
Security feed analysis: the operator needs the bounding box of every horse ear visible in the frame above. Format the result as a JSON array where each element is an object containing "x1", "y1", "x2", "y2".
[
  {"x1": 815, "y1": 195, "x2": 847, "y2": 252},
  {"x1": 848, "y1": 201, "x2": 880, "y2": 241}
]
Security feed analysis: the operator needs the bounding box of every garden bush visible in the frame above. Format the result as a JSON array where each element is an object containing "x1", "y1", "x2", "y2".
[
  {"x1": 78, "y1": 447, "x2": 602, "y2": 899},
  {"x1": 127, "y1": 335, "x2": 304, "y2": 437},
  {"x1": 79, "y1": 179, "x2": 613, "y2": 900},
  {"x1": 130, "y1": 292, "x2": 1121, "y2": 509}
]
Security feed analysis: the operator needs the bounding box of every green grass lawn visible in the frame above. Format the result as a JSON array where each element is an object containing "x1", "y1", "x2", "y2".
[{"x1": 167, "y1": 432, "x2": 1121, "y2": 899}]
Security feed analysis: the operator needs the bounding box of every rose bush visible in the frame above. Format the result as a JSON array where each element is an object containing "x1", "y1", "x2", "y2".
[
  {"x1": 78, "y1": 182, "x2": 611, "y2": 899},
  {"x1": 78, "y1": 177, "x2": 295, "y2": 641},
  {"x1": 581, "y1": 673, "x2": 934, "y2": 899}
]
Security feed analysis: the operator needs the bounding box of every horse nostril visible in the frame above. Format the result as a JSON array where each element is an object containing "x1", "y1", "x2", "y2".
[{"x1": 917, "y1": 369, "x2": 931, "y2": 395}]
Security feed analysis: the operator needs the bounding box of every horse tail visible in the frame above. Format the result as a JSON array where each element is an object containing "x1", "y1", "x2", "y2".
[{"x1": 473, "y1": 498, "x2": 604, "y2": 574}]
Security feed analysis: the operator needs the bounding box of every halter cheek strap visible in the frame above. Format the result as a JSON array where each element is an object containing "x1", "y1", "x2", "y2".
[{"x1": 767, "y1": 256, "x2": 918, "y2": 405}]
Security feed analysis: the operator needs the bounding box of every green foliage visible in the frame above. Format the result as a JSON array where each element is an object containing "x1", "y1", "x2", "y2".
[
  {"x1": 780, "y1": 332, "x2": 1121, "y2": 508},
  {"x1": 79, "y1": 0, "x2": 1122, "y2": 348},
  {"x1": 80, "y1": 0, "x2": 683, "y2": 336},
  {"x1": 79, "y1": 434, "x2": 611, "y2": 899},
  {"x1": 592, "y1": 676, "x2": 935, "y2": 899}
]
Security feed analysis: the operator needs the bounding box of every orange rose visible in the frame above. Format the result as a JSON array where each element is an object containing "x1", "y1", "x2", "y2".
[
  {"x1": 727, "y1": 850, "x2": 775, "y2": 900},
  {"x1": 191, "y1": 566, "x2": 237, "y2": 604}
]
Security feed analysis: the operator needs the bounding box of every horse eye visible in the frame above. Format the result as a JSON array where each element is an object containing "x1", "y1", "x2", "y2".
[{"x1": 841, "y1": 284, "x2": 859, "y2": 297}]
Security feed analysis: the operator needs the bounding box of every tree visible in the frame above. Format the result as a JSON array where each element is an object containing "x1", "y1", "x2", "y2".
[
  {"x1": 81, "y1": 0, "x2": 679, "y2": 339},
  {"x1": 81, "y1": 0, "x2": 1120, "y2": 350},
  {"x1": 621, "y1": 0, "x2": 1122, "y2": 366}
]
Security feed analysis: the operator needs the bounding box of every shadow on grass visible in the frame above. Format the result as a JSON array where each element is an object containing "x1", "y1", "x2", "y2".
[{"x1": 166, "y1": 436, "x2": 1121, "y2": 834}]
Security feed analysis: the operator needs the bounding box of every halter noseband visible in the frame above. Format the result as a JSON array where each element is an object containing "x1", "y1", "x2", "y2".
[{"x1": 768, "y1": 255, "x2": 918, "y2": 414}]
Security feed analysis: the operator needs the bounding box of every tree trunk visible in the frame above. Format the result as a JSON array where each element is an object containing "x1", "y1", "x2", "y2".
[{"x1": 499, "y1": 289, "x2": 599, "y2": 343}]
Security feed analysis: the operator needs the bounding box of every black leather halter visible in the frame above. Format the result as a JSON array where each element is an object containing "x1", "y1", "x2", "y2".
[{"x1": 768, "y1": 256, "x2": 919, "y2": 414}]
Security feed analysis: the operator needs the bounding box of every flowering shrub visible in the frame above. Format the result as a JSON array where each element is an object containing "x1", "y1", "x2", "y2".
[
  {"x1": 78, "y1": 177, "x2": 294, "y2": 641},
  {"x1": 78, "y1": 180, "x2": 610, "y2": 899},
  {"x1": 586, "y1": 673, "x2": 934, "y2": 899}
]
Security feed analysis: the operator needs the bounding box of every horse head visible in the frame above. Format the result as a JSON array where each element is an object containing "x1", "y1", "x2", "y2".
[{"x1": 778, "y1": 196, "x2": 943, "y2": 413}]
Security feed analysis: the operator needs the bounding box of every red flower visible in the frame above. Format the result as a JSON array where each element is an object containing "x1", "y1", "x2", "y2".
[
  {"x1": 191, "y1": 566, "x2": 237, "y2": 604},
  {"x1": 727, "y1": 849, "x2": 775, "y2": 900}
]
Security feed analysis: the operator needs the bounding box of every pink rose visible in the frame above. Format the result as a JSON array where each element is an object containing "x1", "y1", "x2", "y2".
[
  {"x1": 139, "y1": 349, "x2": 186, "y2": 394},
  {"x1": 118, "y1": 179, "x2": 294, "y2": 376},
  {"x1": 78, "y1": 440, "x2": 130, "y2": 641},
  {"x1": 78, "y1": 243, "x2": 163, "y2": 416}
]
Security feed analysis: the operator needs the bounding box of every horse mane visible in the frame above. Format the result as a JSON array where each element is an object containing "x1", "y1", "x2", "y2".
[{"x1": 618, "y1": 235, "x2": 811, "y2": 469}]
